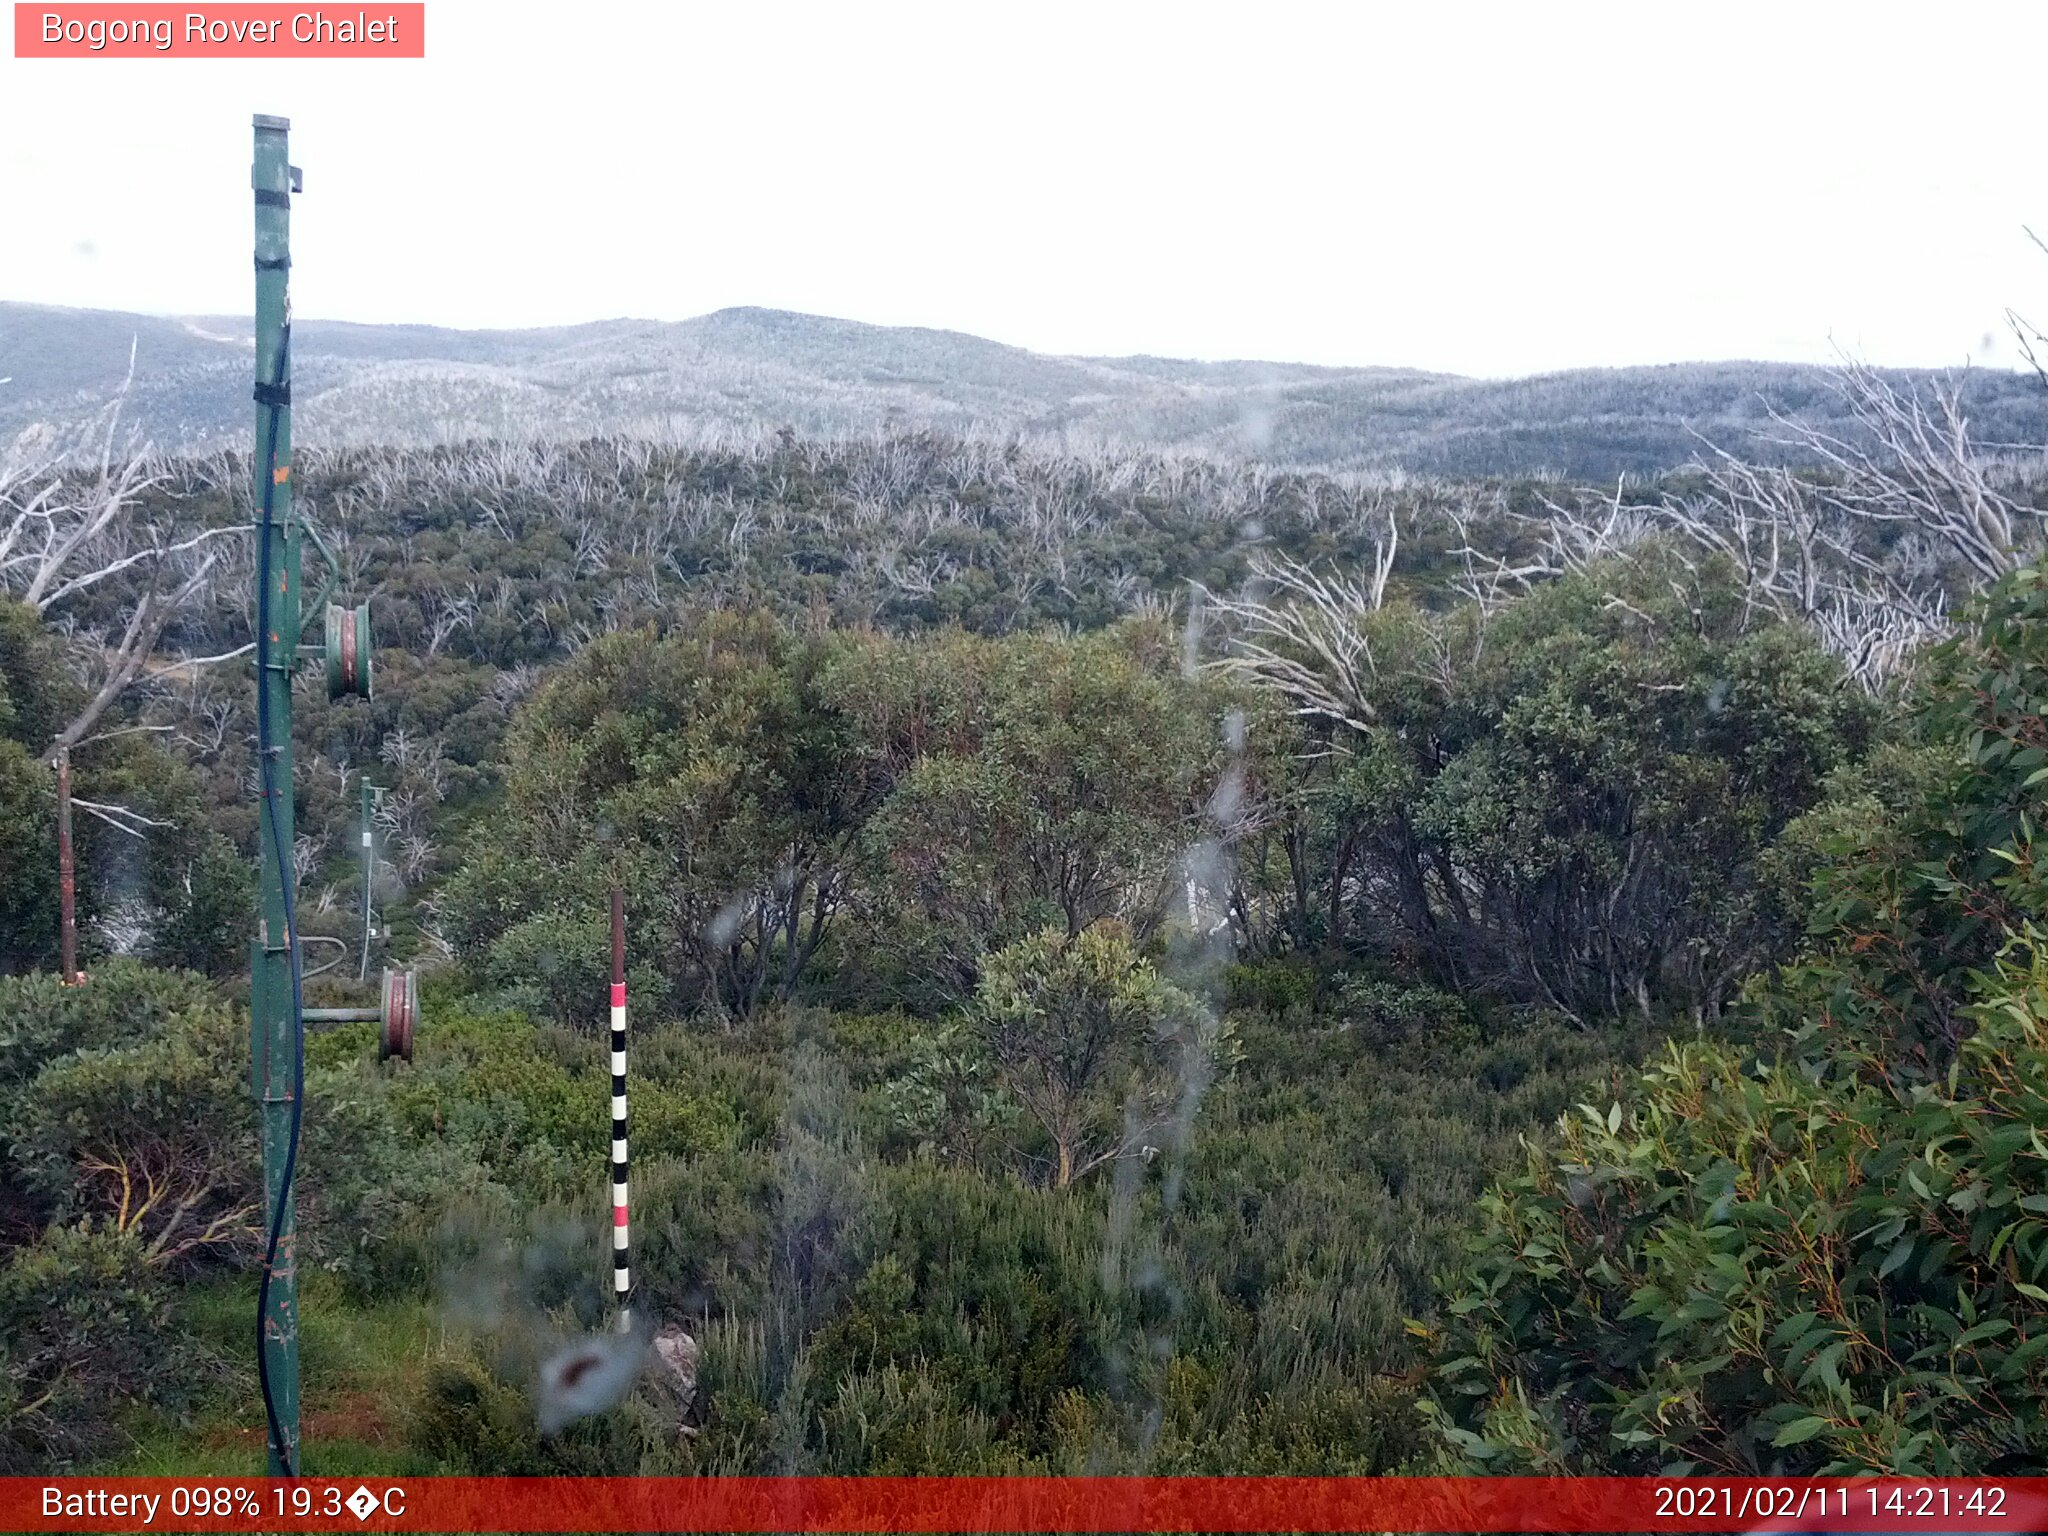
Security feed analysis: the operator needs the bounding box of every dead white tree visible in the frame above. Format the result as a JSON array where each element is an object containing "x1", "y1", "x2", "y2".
[
  {"x1": 1447, "y1": 358, "x2": 2036, "y2": 693},
  {"x1": 1453, "y1": 477, "x2": 1658, "y2": 610},
  {"x1": 1199, "y1": 510, "x2": 1400, "y2": 735},
  {"x1": 2006, "y1": 227, "x2": 2048, "y2": 392},
  {"x1": 1, "y1": 365, "x2": 244, "y2": 765},
  {"x1": 1752, "y1": 357, "x2": 2040, "y2": 586},
  {"x1": 422, "y1": 586, "x2": 478, "y2": 658},
  {"x1": 1663, "y1": 442, "x2": 1954, "y2": 684},
  {"x1": 876, "y1": 544, "x2": 959, "y2": 598}
]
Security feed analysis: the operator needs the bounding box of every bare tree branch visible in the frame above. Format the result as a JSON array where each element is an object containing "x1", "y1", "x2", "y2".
[
  {"x1": 1199, "y1": 511, "x2": 1402, "y2": 734},
  {"x1": 71, "y1": 798, "x2": 175, "y2": 837}
]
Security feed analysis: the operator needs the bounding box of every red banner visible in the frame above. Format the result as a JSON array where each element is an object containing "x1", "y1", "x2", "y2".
[
  {"x1": 13, "y1": 4, "x2": 424, "y2": 57},
  {"x1": 7, "y1": 1477, "x2": 2048, "y2": 1532}
]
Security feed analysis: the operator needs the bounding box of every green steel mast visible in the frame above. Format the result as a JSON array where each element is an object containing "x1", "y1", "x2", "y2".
[{"x1": 243, "y1": 112, "x2": 389, "y2": 1477}]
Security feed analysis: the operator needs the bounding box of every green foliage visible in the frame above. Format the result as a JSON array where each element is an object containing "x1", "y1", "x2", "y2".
[
  {"x1": 970, "y1": 925, "x2": 1218, "y2": 1189},
  {"x1": 1044, "y1": 1357, "x2": 1424, "y2": 1474},
  {"x1": 0, "y1": 597, "x2": 83, "y2": 752},
  {"x1": 295, "y1": 1063, "x2": 474, "y2": 1293},
  {"x1": 0, "y1": 958, "x2": 220, "y2": 1090},
  {"x1": 1241, "y1": 548, "x2": 1873, "y2": 1022},
  {"x1": 0, "y1": 598, "x2": 75, "y2": 972},
  {"x1": 0, "y1": 737, "x2": 59, "y2": 973},
  {"x1": 1335, "y1": 976, "x2": 1486, "y2": 1057},
  {"x1": 145, "y1": 833, "x2": 252, "y2": 978},
  {"x1": 385, "y1": 1006, "x2": 741, "y2": 1202},
  {"x1": 1223, "y1": 959, "x2": 1320, "y2": 1018},
  {"x1": 333, "y1": 968, "x2": 1613, "y2": 1478},
  {"x1": 404, "y1": 1353, "x2": 677, "y2": 1475},
  {"x1": 1430, "y1": 1002, "x2": 2048, "y2": 1474},
  {"x1": 1430, "y1": 565, "x2": 2048, "y2": 1475},
  {"x1": 440, "y1": 611, "x2": 865, "y2": 1020},
  {"x1": 873, "y1": 1018, "x2": 1016, "y2": 1166},
  {"x1": 812, "y1": 1362, "x2": 1034, "y2": 1474},
  {"x1": 0, "y1": 1221, "x2": 178, "y2": 1470},
  {"x1": 446, "y1": 614, "x2": 1235, "y2": 1024},
  {"x1": 0, "y1": 959, "x2": 1630, "y2": 1477},
  {"x1": 1762, "y1": 565, "x2": 2048, "y2": 1071},
  {"x1": 839, "y1": 623, "x2": 1228, "y2": 1002},
  {"x1": 477, "y1": 909, "x2": 667, "y2": 1032},
  {"x1": 6, "y1": 995, "x2": 258, "y2": 1269},
  {"x1": 813, "y1": 1164, "x2": 1115, "y2": 1417}
]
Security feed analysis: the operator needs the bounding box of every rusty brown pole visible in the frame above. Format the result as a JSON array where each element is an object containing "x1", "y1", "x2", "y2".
[{"x1": 56, "y1": 747, "x2": 79, "y2": 984}]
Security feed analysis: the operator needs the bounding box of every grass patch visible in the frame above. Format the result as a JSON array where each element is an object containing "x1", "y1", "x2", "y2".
[{"x1": 96, "y1": 1273, "x2": 445, "y2": 1475}]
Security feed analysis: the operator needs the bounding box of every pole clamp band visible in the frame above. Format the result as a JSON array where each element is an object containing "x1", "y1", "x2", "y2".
[
  {"x1": 254, "y1": 189, "x2": 292, "y2": 208},
  {"x1": 254, "y1": 256, "x2": 292, "y2": 271},
  {"x1": 253, "y1": 382, "x2": 291, "y2": 406}
]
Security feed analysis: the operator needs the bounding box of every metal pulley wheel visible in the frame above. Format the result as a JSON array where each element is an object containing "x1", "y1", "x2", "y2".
[
  {"x1": 379, "y1": 966, "x2": 416, "y2": 1061},
  {"x1": 324, "y1": 602, "x2": 373, "y2": 700}
]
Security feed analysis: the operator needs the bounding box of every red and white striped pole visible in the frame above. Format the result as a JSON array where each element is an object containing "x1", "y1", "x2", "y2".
[{"x1": 608, "y1": 886, "x2": 632, "y2": 1333}]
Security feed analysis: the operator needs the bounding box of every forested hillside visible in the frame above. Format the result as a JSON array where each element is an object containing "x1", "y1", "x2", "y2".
[
  {"x1": 6, "y1": 299, "x2": 2043, "y2": 479},
  {"x1": 3, "y1": 360, "x2": 2047, "y2": 1476}
]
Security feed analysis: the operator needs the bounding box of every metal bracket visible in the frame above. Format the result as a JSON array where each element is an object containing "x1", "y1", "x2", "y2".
[{"x1": 299, "y1": 518, "x2": 341, "y2": 639}]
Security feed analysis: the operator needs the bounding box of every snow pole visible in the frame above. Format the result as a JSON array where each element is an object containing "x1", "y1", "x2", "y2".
[{"x1": 609, "y1": 886, "x2": 632, "y2": 1332}]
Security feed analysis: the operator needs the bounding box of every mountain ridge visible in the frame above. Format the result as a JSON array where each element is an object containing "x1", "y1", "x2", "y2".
[{"x1": 3, "y1": 299, "x2": 2041, "y2": 480}]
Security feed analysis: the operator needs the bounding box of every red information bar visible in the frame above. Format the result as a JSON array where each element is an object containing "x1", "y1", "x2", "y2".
[
  {"x1": 8, "y1": 1477, "x2": 2048, "y2": 1532},
  {"x1": 13, "y1": 4, "x2": 424, "y2": 57}
]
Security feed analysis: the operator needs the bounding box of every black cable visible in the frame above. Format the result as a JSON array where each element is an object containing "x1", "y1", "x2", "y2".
[{"x1": 252, "y1": 321, "x2": 303, "y2": 1478}]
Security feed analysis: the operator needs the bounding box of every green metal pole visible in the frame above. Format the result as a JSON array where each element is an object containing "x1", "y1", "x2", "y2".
[
  {"x1": 358, "y1": 777, "x2": 375, "y2": 982},
  {"x1": 250, "y1": 111, "x2": 301, "y2": 1478}
]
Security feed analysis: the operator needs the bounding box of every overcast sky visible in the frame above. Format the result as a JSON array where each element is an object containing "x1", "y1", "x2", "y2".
[{"x1": 3, "y1": 1, "x2": 2044, "y2": 378}]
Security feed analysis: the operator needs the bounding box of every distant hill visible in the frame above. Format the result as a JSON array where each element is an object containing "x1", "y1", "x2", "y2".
[{"x1": 3, "y1": 300, "x2": 2041, "y2": 480}]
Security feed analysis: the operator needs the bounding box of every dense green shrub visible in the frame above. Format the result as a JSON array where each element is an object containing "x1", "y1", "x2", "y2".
[
  {"x1": 1222, "y1": 958, "x2": 1319, "y2": 1019},
  {"x1": 478, "y1": 910, "x2": 664, "y2": 1030},
  {"x1": 0, "y1": 738, "x2": 59, "y2": 975},
  {"x1": 811, "y1": 1362, "x2": 1033, "y2": 1474},
  {"x1": 1429, "y1": 565, "x2": 2048, "y2": 1475},
  {"x1": 145, "y1": 833, "x2": 253, "y2": 978},
  {"x1": 1044, "y1": 1357, "x2": 1424, "y2": 1474},
  {"x1": 0, "y1": 1221, "x2": 178, "y2": 1470},
  {"x1": 404, "y1": 1352, "x2": 679, "y2": 1475},
  {"x1": 969, "y1": 924, "x2": 1222, "y2": 1189},
  {"x1": 2, "y1": 980, "x2": 448, "y2": 1290},
  {"x1": 1335, "y1": 976, "x2": 1484, "y2": 1056},
  {"x1": 438, "y1": 611, "x2": 867, "y2": 1021},
  {"x1": 5, "y1": 995, "x2": 258, "y2": 1268},
  {"x1": 0, "y1": 600, "x2": 77, "y2": 975},
  {"x1": 835, "y1": 623, "x2": 1230, "y2": 1005},
  {"x1": 1758, "y1": 565, "x2": 2048, "y2": 1072},
  {"x1": 872, "y1": 1017, "x2": 1017, "y2": 1166},
  {"x1": 1430, "y1": 1001, "x2": 2048, "y2": 1474},
  {"x1": 445, "y1": 615, "x2": 1236, "y2": 1023},
  {"x1": 0, "y1": 959, "x2": 221, "y2": 1090},
  {"x1": 1231, "y1": 549, "x2": 1875, "y2": 1022},
  {"x1": 385, "y1": 1006, "x2": 742, "y2": 1200}
]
